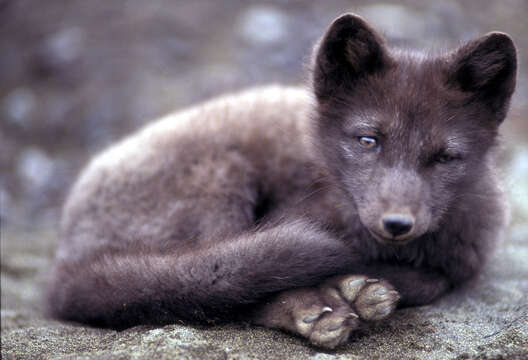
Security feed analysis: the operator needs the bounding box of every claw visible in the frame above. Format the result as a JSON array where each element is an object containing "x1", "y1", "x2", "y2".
[
  {"x1": 303, "y1": 314, "x2": 320, "y2": 323},
  {"x1": 374, "y1": 288, "x2": 387, "y2": 296},
  {"x1": 348, "y1": 312, "x2": 359, "y2": 319},
  {"x1": 322, "y1": 306, "x2": 333, "y2": 313},
  {"x1": 302, "y1": 307, "x2": 333, "y2": 323},
  {"x1": 348, "y1": 279, "x2": 366, "y2": 288}
]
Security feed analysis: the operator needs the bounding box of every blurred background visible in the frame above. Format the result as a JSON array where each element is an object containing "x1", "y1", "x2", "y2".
[{"x1": 1, "y1": 0, "x2": 527, "y2": 238}]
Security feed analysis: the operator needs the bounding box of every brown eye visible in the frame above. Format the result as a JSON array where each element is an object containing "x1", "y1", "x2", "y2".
[{"x1": 358, "y1": 136, "x2": 377, "y2": 148}]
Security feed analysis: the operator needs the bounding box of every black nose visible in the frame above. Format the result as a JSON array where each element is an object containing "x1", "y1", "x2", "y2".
[{"x1": 382, "y1": 214, "x2": 414, "y2": 237}]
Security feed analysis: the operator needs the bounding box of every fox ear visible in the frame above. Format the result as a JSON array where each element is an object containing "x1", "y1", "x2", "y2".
[
  {"x1": 312, "y1": 14, "x2": 392, "y2": 101},
  {"x1": 447, "y1": 32, "x2": 517, "y2": 121}
]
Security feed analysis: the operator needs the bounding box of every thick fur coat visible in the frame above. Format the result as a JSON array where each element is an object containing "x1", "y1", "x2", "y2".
[{"x1": 47, "y1": 14, "x2": 517, "y2": 348}]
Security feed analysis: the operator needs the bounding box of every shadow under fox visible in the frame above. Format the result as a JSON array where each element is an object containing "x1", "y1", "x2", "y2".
[{"x1": 47, "y1": 14, "x2": 517, "y2": 348}]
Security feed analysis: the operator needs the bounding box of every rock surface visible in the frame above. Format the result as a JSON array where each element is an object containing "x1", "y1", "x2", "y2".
[{"x1": 1, "y1": 226, "x2": 527, "y2": 360}]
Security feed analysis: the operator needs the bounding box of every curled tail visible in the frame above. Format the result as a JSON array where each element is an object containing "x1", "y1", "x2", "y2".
[{"x1": 46, "y1": 220, "x2": 357, "y2": 329}]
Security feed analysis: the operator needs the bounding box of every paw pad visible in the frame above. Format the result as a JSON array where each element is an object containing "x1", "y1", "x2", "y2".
[{"x1": 336, "y1": 275, "x2": 400, "y2": 322}]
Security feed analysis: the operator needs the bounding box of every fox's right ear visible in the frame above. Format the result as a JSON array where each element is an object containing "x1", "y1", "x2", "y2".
[{"x1": 312, "y1": 14, "x2": 392, "y2": 102}]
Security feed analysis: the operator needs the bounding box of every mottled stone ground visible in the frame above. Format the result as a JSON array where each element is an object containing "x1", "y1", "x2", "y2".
[{"x1": 1, "y1": 224, "x2": 527, "y2": 360}]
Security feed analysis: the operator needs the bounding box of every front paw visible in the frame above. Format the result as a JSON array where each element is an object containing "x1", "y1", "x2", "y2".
[
  {"x1": 289, "y1": 276, "x2": 399, "y2": 348},
  {"x1": 253, "y1": 287, "x2": 361, "y2": 349},
  {"x1": 323, "y1": 275, "x2": 400, "y2": 322},
  {"x1": 340, "y1": 276, "x2": 400, "y2": 321},
  {"x1": 252, "y1": 276, "x2": 400, "y2": 349},
  {"x1": 293, "y1": 303, "x2": 360, "y2": 349}
]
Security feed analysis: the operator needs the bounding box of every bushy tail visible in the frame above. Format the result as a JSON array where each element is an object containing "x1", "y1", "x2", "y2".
[{"x1": 46, "y1": 220, "x2": 357, "y2": 329}]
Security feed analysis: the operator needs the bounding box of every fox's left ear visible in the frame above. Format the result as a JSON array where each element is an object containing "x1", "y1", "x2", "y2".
[{"x1": 447, "y1": 32, "x2": 517, "y2": 122}]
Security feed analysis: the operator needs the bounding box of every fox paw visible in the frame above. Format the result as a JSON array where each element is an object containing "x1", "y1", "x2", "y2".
[
  {"x1": 253, "y1": 275, "x2": 399, "y2": 349},
  {"x1": 292, "y1": 303, "x2": 360, "y2": 348},
  {"x1": 291, "y1": 276, "x2": 399, "y2": 348},
  {"x1": 330, "y1": 275, "x2": 400, "y2": 321}
]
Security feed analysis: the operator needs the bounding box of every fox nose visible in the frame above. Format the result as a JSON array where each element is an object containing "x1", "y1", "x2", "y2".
[{"x1": 382, "y1": 214, "x2": 414, "y2": 237}]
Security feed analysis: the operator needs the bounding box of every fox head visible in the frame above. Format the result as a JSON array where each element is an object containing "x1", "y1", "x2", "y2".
[{"x1": 312, "y1": 14, "x2": 517, "y2": 245}]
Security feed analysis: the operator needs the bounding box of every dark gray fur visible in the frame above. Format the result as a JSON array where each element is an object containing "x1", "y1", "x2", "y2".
[{"x1": 46, "y1": 14, "x2": 517, "y2": 348}]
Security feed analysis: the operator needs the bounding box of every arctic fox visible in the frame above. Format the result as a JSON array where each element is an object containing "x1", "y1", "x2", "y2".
[{"x1": 47, "y1": 14, "x2": 517, "y2": 348}]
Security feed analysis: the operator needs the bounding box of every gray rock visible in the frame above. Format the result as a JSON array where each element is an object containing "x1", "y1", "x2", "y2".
[
  {"x1": 2, "y1": 88, "x2": 36, "y2": 128},
  {"x1": 357, "y1": 2, "x2": 477, "y2": 47},
  {"x1": 16, "y1": 147, "x2": 55, "y2": 192},
  {"x1": 41, "y1": 27, "x2": 85, "y2": 70},
  {"x1": 1, "y1": 226, "x2": 527, "y2": 360},
  {"x1": 237, "y1": 5, "x2": 288, "y2": 47}
]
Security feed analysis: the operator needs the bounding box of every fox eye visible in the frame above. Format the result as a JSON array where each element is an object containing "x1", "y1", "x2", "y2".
[
  {"x1": 435, "y1": 152, "x2": 457, "y2": 164},
  {"x1": 358, "y1": 136, "x2": 377, "y2": 148}
]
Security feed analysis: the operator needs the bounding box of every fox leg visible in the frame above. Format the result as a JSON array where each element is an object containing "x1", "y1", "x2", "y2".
[{"x1": 47, "y1": 219, "x2": 360, "y2": 329}]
